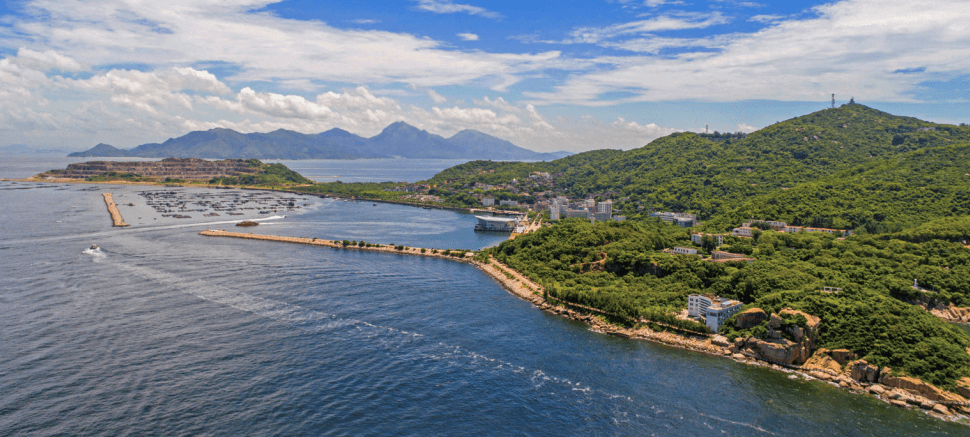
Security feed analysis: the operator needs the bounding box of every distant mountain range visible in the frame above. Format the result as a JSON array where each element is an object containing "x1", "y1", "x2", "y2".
[{"x1": 68, "y1": 122, "x2": 572, "y2": 161}]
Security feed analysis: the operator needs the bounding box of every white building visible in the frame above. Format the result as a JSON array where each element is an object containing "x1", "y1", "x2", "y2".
[
  {"x1": 596, "y1": 200, "x2": 613, "y2": 215},
  {"x1": 672, "y1": 247, "x2": 698, "y2": 255},
  {"x1": 474, "y1": 215, "x2": 519, "y2": 232},
  {"x1": 688, "y1": 294, "x2": 743, "y2": 332},
  {"x1": 690, "y1": 233, "x2": 723, "y2": 247},
  {"x1": 499, "y1": 199, "x2": 518, "y2": 207},
  {"x1": 549, "y1": 204, "x2": 560, "y2": 220},
  {"x1": 731, "y1": 227, "x2": 754, "y2": 238},
  {"x1": 482, "y1": 197, "x2": 494, "y2": 206},
  {"x1": 651, "y1": 212, "x2": 697, "y2": 227}
]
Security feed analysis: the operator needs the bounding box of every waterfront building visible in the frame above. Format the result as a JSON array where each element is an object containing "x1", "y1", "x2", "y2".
[
  {"x1": 474, "y1": 215, "x2": 519, "y2": 232},
  {"x1": 499, "y1": 199, "x2": 518, "y2": 207},
  {"x1": 482, "y1": 197, "x2": 494, "y2": 206},
  {"x1": 688, "y1": 294, "x2": 743, "y2": 332}
]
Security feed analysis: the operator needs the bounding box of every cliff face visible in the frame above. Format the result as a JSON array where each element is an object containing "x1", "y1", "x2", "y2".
[
  {"x1": 56, "y1": 158, "x2": 258, "y2": 180},
  {"x1": 736, "y1": 308, "x2": 821, "y2": 366}
]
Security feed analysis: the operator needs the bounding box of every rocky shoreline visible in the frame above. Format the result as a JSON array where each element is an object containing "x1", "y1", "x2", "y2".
[{"x1": 198, "y1": 228, "x2": 970, "y2": 424}]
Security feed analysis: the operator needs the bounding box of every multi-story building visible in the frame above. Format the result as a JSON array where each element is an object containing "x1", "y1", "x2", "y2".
[
  {"x1": 731, "y1": 227, "x2": 755, "y2": 237},
  {"x1": 690, "y1": 232, "x2": 723, "y2": 247},
  {"x1": 672, "y1": 247, "x2": 698, "y2": 255},
  {"x1": 596, "y1": 200, "x2": 613, "y2": 215},
  {"x1": 650, "y1": 212, "x2": 697, "y2": 227},
  {"x1": 482, "y1": 197, "x2": 494, "y2": 206},
  {"x1": 549, "y1": 204, "x2": 560, "y2": 220},
  {"x1": 688, "y1": 294, "x2": 743, "y2": 332},
  {"x1": 499, "y1": 199, "x2": 518, "y2": 207}
]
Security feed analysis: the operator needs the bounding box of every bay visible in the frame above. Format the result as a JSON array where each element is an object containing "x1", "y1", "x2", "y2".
[{"x1": 0, "y1": 158, "x2": 966, "y2": 436}]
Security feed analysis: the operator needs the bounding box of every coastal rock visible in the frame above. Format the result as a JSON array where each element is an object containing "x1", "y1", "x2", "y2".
[
  {"x1": 890, "y1": 400, "x2": 908, "y2": 408},
  {"x1": 957, "y1": 377, "x2": 970, "y2": 399},
  {"x1": 920, "y1": 400, "x2": 936, "y2": 410},
  {"x1": 830, "y1": 349, "x2": 855, "y2": 365},
  {"x1": 802, "y1": 350, "x2": 842, "y2": 375},
  {"x1": 744, "y1": 337, "x2": 813, "y2": 365},
  {"x1": 711, "y1": 335, "x2": 731, "y2": 348},
  {"x1": 878, "y1": 367, "x2": 892, "y2": 385},
  {"x1": 736, "y1": 308, "x2": 768, "y2": 329},
  {"x1": 845, "y1": 359, "x2": 880, "y2": 383},
  {"x1": 933, "y1": 403, "x2": 951, "y2": 415},
  {"x1": 779, "y1": 308, "x2": 821, "y2": 341},
  {"x1": 767, "y1": 313, "x2": 783, "y2": 330},
  {"x1": 868, "y1": 384, "x2": 886, "y2": 395},
  {"x1": 880, "y1": 375, "x2": 959, "y2": 402}
]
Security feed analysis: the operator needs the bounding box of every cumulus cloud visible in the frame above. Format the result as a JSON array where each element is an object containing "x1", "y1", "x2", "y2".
[{"x1": 2, "y1": 0, "x2": 548, "y2": 89}]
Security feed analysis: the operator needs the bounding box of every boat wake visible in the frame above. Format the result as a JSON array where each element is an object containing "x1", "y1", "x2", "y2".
[{"x1": 82, "y1": 245, "x2": 106, "y2": 259}]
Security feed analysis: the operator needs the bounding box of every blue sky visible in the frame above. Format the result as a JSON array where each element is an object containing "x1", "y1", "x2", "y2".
[{"x1": 0, "y1": 0, "x2": 968, "y2": 152}]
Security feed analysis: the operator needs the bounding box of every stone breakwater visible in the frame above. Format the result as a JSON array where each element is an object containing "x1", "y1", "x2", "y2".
[
  {"x1": 198, "y1": 229, "x2": 970, "y2": 423},
  {"x1": 102, "y1": 193, "x2": 129, "y2": 227}
]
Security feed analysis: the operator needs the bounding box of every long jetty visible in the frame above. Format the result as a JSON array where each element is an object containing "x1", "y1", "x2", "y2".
[{"x1": 102, "y1": 193, "x2": 129, "y2": 227}]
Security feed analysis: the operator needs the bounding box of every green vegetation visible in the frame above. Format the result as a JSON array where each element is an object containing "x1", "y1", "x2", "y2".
[
  {"x1": 209, "y1": 160, "x2": 312, "y2": 186},
  {"x1": 487, "y1": 217, "x2": 970, "y2": 389},
  {"x1": 425, "y1": 104, "x2": 970, "y2": 232},
  {"x1": 85, "y1": 171, "x2": 154, "y2": 182}
]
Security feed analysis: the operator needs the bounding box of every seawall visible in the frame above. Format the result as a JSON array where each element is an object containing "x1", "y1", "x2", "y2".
[{"x1": 102, "y1": 193, "x2": 129, "y2": 227}]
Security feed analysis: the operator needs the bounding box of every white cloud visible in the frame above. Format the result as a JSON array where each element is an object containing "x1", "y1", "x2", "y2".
[
  {"x1": 457, "y1": 33, "x2": 479, "y2": 41},
  {"x1": 737, "y1": 123, "x2": 758, "y2": 133},
  {"x1": 349, "y1": 19, "x2": 380, "y2": 24},
  {"x1": 427, "y1": 89, "x2": 448, "y2": 103},
  {"x1": 568, "y1": 12, "x2": 730, "y2": 44},
  {"x1": 527, "y1": 0, "x2": 970, "y2": 104},
  {"x1": 748, "y1": 14, "x2": 784, "y2": 23},
  {"x1": 413, "y1": 0, "x2": 501, "y2": 19},
  {"x1": 10, "y1": 48, "x2": 84, "y2": 72},
  {"x1": 2, "y1": 0, "x2": 549, "y2": 90}
]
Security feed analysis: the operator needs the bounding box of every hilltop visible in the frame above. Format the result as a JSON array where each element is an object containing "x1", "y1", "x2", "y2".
[
  {"x1": 426, "y1": 103, "x2": 970, "y2": 232},
  {"x1": 67, "y1": 122, "x2": 571, "y2": 161}
]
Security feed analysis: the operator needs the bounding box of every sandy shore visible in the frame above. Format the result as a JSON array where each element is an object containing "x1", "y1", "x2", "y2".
[{"x1": 102, "y1": 193, "x2": 129, "y2": 227}]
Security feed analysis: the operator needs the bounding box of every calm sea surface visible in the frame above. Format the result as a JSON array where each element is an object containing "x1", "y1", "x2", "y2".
[{"x1": 1, "y1": 158, "x2": 968, "y2": 436}]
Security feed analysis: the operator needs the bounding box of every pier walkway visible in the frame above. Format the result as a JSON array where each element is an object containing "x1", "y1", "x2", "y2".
[{"x1": 102, "y1": 193, "x2": 129, "y2": 227}]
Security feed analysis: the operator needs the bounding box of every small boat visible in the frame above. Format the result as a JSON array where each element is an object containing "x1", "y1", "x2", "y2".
[
  {"x1": 90, "y1": 244, "x2": 98, "y2": 250},
  {"x1": 373, "y1": 203, "x2": 377, "y2": 206}
]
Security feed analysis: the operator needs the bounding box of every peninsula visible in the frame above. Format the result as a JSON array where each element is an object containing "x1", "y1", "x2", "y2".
[{"x1": 27, "y1": 103, "x2": 970, "y2": 423}]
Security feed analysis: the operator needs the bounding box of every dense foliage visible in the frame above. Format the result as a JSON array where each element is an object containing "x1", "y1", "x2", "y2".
[
  {"x1": 429, "y1": 104, "x2": 970, "y2": 232},
  {"x1": 209, "y1": 160, "x2": 312, "y2": 186},
  {"x1": 489, "y1": 218, "x2": 970, "y2": 389}
]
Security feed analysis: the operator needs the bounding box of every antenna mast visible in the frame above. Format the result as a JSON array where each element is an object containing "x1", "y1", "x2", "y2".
[{"x1": 831, "y1": 94, "x2": 835, "y2": 108}]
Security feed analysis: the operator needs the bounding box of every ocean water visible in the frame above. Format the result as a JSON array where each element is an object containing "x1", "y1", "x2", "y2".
[{"x1": 1, "y1": 159, "x2": 968, "y2": 436}]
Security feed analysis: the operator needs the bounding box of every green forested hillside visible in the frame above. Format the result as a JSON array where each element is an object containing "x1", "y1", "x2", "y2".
[
  {"x1": 705, "y1": 143, "x2": 970, "y2": 233},
  {"x1": 431, "y1": 104, "x2": 970, "y2": 231},
  {"x1": 490, "y1": 218, "x2": 970, "y2": 389}
]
